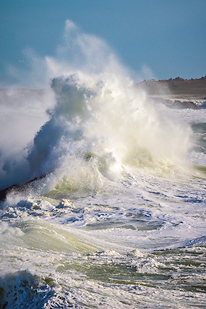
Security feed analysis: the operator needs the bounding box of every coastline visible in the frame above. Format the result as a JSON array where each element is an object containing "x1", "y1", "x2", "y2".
[{"x1": 136, "y1": 76, "x2": 206, "y2": 109}]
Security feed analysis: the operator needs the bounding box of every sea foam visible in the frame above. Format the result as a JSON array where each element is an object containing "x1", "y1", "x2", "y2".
[{"x1": 0, "y1": 20, "x2": 192, "y2": 193}]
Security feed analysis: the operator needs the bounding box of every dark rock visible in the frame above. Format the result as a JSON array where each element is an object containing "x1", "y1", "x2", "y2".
[
  {"x1": 152, "y1": 98, "x2": 199, "y2": 109},
  {"x1": 0, "y1": 175, "x2": 46, "y2": 202},
  {"x1": 172, "y1": 100, "x2": 199, "y2": 109},
  {"x1": 0, "y1": 184, "x2": 20, "y2": 201}
]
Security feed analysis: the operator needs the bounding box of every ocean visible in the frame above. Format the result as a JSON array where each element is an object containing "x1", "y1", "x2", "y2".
[{"x1": 0, "y1": 21, "x2": 206, "y2": 308}]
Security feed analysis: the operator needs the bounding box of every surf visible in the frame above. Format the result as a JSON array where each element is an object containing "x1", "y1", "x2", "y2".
[{"x1": 0, "y1": 20, "x2": 193, "y2": 195}]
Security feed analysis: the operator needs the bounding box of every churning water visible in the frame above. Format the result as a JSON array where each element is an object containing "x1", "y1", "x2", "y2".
[{"x1": 0, "y1": 21, "x2": 206, "y2": 308}]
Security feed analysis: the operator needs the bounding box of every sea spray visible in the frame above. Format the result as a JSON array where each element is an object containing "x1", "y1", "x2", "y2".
[
  {"x1": 0, "y1": 19, "x2": 192, "y2": 194},
  {"x1": 0, "y1": 88, "x2": 55, "y2": 190},
  {"x1": 0, "y1": 20, "x2": 206, "y2": 309},
  {"x1": 27, "y1": 72, "x2": 192, "y2": 195}
]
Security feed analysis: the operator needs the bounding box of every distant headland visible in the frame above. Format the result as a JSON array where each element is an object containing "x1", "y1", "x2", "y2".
[{"x1": 137, "y1": 76, "x2": 206, "y2": 97}]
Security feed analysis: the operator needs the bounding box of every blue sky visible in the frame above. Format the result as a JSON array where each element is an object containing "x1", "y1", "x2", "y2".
[{"x1": 0, "y1": 0, "x2": 206, "y2": 86}]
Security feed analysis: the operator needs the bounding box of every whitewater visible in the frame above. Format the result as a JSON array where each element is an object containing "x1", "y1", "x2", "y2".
[{"x1": 0, "y1": 21, "x2": 206, "y2": 308}]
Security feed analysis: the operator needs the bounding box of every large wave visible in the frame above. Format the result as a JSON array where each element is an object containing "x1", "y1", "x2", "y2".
[{"x1": 0, "y1": 20, "x2": 192, "y2": 192}]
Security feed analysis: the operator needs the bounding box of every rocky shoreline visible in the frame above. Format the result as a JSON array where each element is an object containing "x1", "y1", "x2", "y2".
[
  {"x1": 136, "y1": 76, "x2": 206, "y2": 109},
  {"x1": 151, "y1": 97, "x2": 202, "y2": 109},
  {"x1": 0, "y1": 176, "x2": 46, "y2": 202}
]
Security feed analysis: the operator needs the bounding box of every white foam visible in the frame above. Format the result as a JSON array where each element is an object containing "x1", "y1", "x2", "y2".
[{"x1": 0, "y1": 19, "x2": 206, "y2": 309}]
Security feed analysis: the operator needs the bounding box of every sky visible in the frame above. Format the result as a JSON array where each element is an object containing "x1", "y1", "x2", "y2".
[{"x1": 0, "y1": 0, "x2": 206, "y2": 86}]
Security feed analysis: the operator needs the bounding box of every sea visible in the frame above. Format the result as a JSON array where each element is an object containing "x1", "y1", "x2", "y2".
[{"x1": 0, "y1": 21, "x2": 206, "y2": 308}]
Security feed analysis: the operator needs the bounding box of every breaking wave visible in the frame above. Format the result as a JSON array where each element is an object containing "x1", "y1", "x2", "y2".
[{"x1": 0, "y1": 20, "x2": 192, "y2": 192}]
